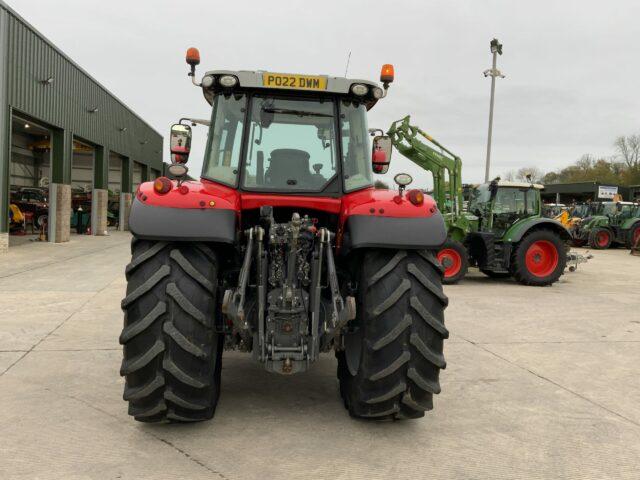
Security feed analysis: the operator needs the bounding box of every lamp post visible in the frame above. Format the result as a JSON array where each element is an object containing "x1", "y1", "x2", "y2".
[{"x1": 483, "y1": 38, "x2": 505, "y2": 182}]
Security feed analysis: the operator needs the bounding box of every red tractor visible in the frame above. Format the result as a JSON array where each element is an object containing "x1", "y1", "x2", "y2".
[{"x1": 120, "y1": 49, "x2": 449, "y2": 423}]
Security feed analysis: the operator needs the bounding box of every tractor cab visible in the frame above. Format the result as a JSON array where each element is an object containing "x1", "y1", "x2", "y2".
[
  {"x1": 572, "y1": 202, "x2": 599, "y2": 219},
  {"x1": 589, "y1": 201, "x2": 635, "y2": 227},
  {"x1": 600, "y1": 202, "x2": 618, "y2": 218},
  {"x1": 612, "y1": 202, "x2": 638, "y2": 223},
  {"x1": 468, "y1": 180, "x2": 543, "y2": 238},
  {"x1": 167, "y1": 55, "x2": 396, "y2": 201}
]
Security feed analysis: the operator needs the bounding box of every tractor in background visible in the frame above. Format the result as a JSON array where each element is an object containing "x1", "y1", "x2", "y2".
[
  {"x1": 119, "y1": 51, "x2": 449, "y2": 424},
  {"x1": 574, "y1": 201, "x2": 640, "y2": 249},
  {"x1": 388, "y1": 116, "x2": 570, "y2": 286},
  {"x1": 553, "y1": 202, "x2": 601, "y2": 246},
  {"x1": 465, "y1": 179, "x2": 570, "y2": 285}
]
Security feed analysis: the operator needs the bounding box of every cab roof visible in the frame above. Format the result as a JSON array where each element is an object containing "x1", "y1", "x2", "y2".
[
  {"x1": 200, "y1": 70, "x2": 382, "y2": 109},
  {"x1": 496, "y1": 181, "x2": 544, "y2": 189},
  {"x1": 474, "y1": 181, "x2": 544, "y2": 189}
]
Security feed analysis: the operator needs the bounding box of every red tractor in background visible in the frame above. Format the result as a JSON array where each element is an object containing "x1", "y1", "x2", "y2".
[{"x1": 120, "y1": 49, "x2": 449, "y2": 423}]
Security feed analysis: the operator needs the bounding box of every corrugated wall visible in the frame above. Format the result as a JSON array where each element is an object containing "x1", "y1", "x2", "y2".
[{"x1": 2, "y1": 2, "x2": 162, "y2": 168}]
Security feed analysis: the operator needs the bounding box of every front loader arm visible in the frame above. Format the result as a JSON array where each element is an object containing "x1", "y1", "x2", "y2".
[{"x1": 387, "y1": 116, "x2": 463, "y2": 219}]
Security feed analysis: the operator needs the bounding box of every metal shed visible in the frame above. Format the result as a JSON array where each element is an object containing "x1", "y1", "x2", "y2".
[
  {"x1": 0, "y1": 1, "x2": 162, "y2": 251},
  {"x1": 541, "y1": 181, "x2": 630, "y2": 204}
]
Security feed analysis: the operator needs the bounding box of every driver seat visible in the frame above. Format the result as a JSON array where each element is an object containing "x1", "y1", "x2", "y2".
[{"x1": 266, "y1": 149, "x2": 311, "y2": 187}]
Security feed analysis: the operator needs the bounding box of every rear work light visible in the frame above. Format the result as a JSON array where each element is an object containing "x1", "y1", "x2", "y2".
[
  {"x1": 153, "y1": 177, "x2": 173, "y2": 195},
  {"x1": 350, "y1": 84, "x2": 368, "y2": 96},
  {"x1": 201, "y1": 75, "x2": 215, "y2": 88},
  {"x1": 219, "y1": 75, "x2": 238, "y2": 88},
  {"x1": 406, "y1": 189, "x2": 424, "y2": 206}
]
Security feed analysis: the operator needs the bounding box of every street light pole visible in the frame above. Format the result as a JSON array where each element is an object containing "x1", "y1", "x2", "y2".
[{"x1": 483, "y1": 38, "x2": 505, "y2": 182}]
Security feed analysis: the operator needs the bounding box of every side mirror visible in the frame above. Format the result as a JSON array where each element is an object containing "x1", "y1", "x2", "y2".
[
  {"x1": 372, "y1": 135, "x2": 392, "y2": 174},
  {"x1": 170, "y1": 124, "x2": 192, "y2": 164}
]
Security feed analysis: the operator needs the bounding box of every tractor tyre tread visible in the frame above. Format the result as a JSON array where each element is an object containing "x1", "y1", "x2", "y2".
[
  {"x1": 588, "y1": 227, "x2": 612, "y2": 249},
  {"x1": 120, "y1": 239, "x2": 222, "y2": 423},
  {"x1": 626, "y1": 224, "x2": 640, "y2": 249},
  {"x1": 480, "y1": 269, "x2": 510, "y2": 279},
  {"x1": 338, "y1": 249, "x2": 448, "y2": 420}
]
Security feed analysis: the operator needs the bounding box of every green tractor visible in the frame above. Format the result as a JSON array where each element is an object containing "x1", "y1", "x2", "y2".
[
  {"x1": 575, "y1": 201, "x2": 640, "y2": 249},
  {"x1": 388, "y1": 116, "x2": 570, "y2": 286},
  {"x1": 466, "y1": 180, "x2": 570, "y2": 285}
]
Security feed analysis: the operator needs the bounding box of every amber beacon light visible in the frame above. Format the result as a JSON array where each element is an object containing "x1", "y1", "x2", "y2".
[{"x1": 380, "y1": 64, "x2": 394, "y2": 84}]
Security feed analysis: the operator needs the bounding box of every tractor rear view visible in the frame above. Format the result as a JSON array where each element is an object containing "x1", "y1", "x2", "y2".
[
  {"x1": 118, "y1": 51, "x2": 449, "y2": 423},
  {"x1": 388, "y1": 116, "x2": 570, "y2": 286}
]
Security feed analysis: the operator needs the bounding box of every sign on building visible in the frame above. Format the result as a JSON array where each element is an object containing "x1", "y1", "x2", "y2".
[{"x1": 597, "y1": 185, "x2": 618, "y2": 199}]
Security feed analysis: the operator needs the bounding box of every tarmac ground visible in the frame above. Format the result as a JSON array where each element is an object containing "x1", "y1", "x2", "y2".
[{"x1": 1, "y1": 231, "x2": 639, "y2": 479}]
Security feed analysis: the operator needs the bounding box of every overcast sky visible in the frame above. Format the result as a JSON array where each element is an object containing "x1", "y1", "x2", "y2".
[{"x1": 9, "y1": 0, "x2": 640, "y2": 187}]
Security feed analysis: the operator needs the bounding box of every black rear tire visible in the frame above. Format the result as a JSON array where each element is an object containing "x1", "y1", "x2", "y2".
[
  {"x1": 588, "y1": 227, "x2": 612, "y2": 249},
  {"x1": 626, "y1": 224, "x2": 640, "y2": 249},
  {"x1": 120, "y1": 238, "x2": 223, "y2": 423},
  {"x1": 511, "y1": 229, "x2": 566, "y2": 286},
  {"x1": 338, "y1": 250, "x2": 448, "y2": 420},
  {"x1": 437, "y1": 239, "x2": 469, "y2": 284},
  {"x1": 480, "y1": 269, "x2": 510, "y2": 279},
  {"x1": 571, "y1": 238, "x2": 587, "y2": 248}
]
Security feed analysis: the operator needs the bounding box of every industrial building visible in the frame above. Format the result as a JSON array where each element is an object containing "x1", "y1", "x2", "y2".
[
  {"x1": 540, "y1": 181, "x2": 634, "y2": 204},
  {"x1": 0, "y1": 1, "x2": 162, "y2": 252}
]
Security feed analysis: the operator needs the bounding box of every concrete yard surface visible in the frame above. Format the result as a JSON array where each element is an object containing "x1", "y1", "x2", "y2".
[{"x1": 1, "y1": 232, "x2": 639, "y2": 479}]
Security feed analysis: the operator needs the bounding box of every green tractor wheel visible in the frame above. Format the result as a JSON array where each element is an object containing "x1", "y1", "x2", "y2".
[
  {"x1": 589, "y1": 227, "x2": 612, "y2": 249},
  {"x1": 511, "y1": 230, "x2": 566, "y2": 286},
  {"x1": 436, "y1": 239, "x2": 468, "y2": 284},
  {"x1": 627, "y1": 224, "x2": 640, "y2": 249}
]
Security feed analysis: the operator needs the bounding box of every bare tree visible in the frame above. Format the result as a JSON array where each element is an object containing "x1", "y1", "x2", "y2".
[
  {"x1": 515, "y1": 166, "x2": 544, "y2": 183},
  {"x1": 614, "y1": 134, "x2": 640, "y2": 169},
  {"x1": 502, "y1": 170, "x2": 516, "y2": 181},
  {"x1": 575, "y1": 154, "x2": 595, "y2": 171},
  {"x1": 543, "y1": 171, "x2": 561, "y2": 184}
]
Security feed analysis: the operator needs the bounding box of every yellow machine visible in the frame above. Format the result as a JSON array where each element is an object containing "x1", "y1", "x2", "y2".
[
  {"x1": 9, "y1": 203, "x2": 24, "y2": 225},
  {"x1": 554, "y1": 209, "x2": 582, "y2": 235}
]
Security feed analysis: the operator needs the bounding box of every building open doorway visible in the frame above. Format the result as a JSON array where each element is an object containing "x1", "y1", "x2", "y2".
[{"x1": 8, "y1": 115, "x2": 52, "y2": 246}]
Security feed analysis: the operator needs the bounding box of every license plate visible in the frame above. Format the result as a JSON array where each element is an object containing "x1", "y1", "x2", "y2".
[{"x1": 262, "y1": 73, "x2": 327, "y2": 90}]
